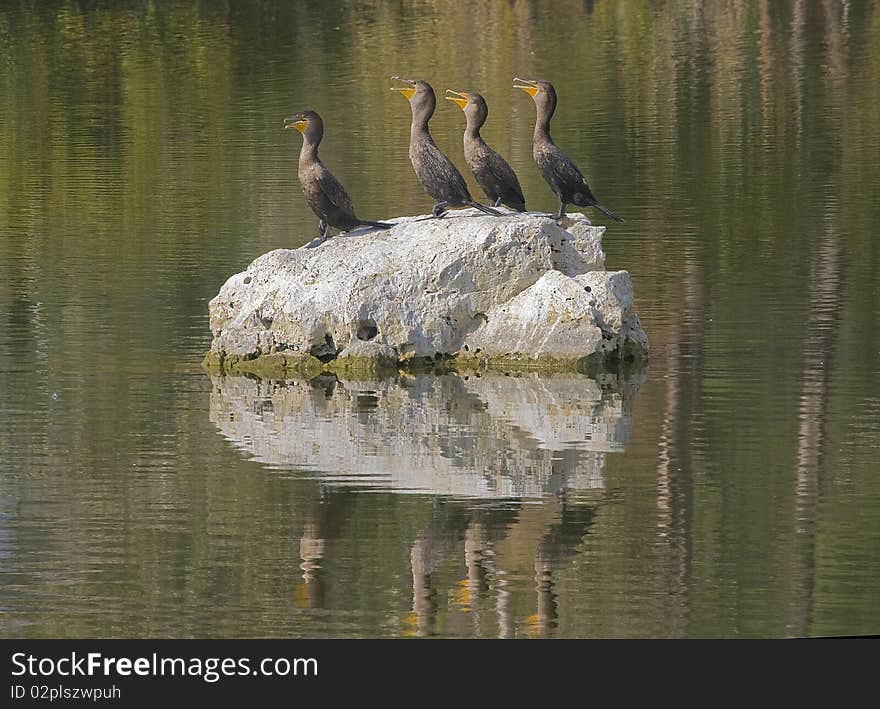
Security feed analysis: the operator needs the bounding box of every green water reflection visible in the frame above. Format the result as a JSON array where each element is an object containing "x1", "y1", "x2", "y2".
[{"x1": 1, "y1": 1, "x2": 879, "y2": 637}]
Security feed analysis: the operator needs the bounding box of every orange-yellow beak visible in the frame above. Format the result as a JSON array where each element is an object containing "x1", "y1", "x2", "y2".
[
  {"x1": 390, "y1": 76, "x2": 417, "y2": 101},
  {"x1": 513, "y1": 77, "x2": 539, "y2": 97},
  {"x1": 283, "y1": 116, "x2": 308, "y2": 132},
  {"x1": 445, "y1": 89, "x2": 468, "y2": 110}
]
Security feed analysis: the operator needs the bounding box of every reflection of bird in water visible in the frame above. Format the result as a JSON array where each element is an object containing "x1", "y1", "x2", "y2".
[
  {"x1": 513, "y1": 78, "x2": 622, "y2": 222},
  {"x1": 445, "y1": 89, "x2": 526, "y2": 212},
  {"x1": 391, "y1": 77, "x2": 501, "y2": 218},
  {"x1": 295, "y1": 490, "x2": 358, "y2": 611},
  {"x1": 452, "y1": 520, "x2": 491, "y2": 615},
  {"x1": 405, "y1": 501, "x2": 474, "y2": 637},
  {"x1": 527, "y1": 497, "x2": 596, "y2": 637},
  {"x1": 298, "y1": 522, "x2": 326, "y2": 609},
  {"x1": 408, "y1": 535, "x2": 439, "y2": 638},
  {"x1": 284, "y1": 110, "x2": 392, "y2": 239}
]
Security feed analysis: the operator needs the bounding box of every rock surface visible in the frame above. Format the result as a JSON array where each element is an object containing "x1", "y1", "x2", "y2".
[
  {"x1": 209, "y1": 372, "x2": 642, "y2": 498},
  {"x1": 205, "y1": 210, "x2": 647, "y2": 375}
]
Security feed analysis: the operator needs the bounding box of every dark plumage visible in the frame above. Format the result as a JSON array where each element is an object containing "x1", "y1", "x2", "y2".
[
  {"x1": 445, "y1": 89, "x2": 526, "y2": 212},
  {"x1": 283, "y1": 110, "x2": 391, "y2": 238},
  {"x1": 513, "y1": 78, "x2": 622, "y2": 222},
  {"x1": 391, "y1": 77, "x2": 500, "y2": 218}
]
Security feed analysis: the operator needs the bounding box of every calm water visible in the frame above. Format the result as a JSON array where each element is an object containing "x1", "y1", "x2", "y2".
[{"x1": 1, "y1": 0, "x2": 879, "y2": 638}]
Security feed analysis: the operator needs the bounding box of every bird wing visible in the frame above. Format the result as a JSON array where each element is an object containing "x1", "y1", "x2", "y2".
[
  {"x1": 420, "y1": 141, "x2": 470, "y2": 198},
  {"x1": 486, "y1": 150, "x2": 524, "y2": 197},
  {"x1": 548, "y1": 145, "x2": 583, "y2": 182},
  {"x1": 545, "y1": 144, "x2": 598, "y2": 201},
  {"x1": 314, "y1": 163, "x2": 355, "y2": 215}
]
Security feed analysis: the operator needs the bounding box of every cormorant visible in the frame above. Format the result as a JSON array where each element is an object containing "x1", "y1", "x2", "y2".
[
  {"x1": 391, "y1": 77, "x2": 500, "y2": 218},
  {"x1": 284, "y1": 110, "x2": 392, "y2": 238},
  {"x1": 513, "y1": 78, "x2": 622, "y2": 222},
  {"x1": 445, "y1": 89, "x2": 526, "y2": 212}
]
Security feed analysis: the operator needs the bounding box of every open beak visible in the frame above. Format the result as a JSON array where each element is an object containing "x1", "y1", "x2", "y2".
[
  {"x1": 391, "y1": 76, "x2": 417, "y2": 101},
  {"x1": 513, "y1": 77, "x2": 539, "y2": 97},
  {"x1": 445, "y1": 89, "x2": 468, "y2": 109},
  {"x1": 283, "y1": 116, "x2": 307, "y2": 132}
]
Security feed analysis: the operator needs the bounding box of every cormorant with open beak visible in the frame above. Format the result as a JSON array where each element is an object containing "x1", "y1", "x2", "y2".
[
  {"x1": 513, "y1": 78, "x2": 622, "y2": 222},
  {"x1": 391, "y1": 77, "x2": 500, "y2": 218}
]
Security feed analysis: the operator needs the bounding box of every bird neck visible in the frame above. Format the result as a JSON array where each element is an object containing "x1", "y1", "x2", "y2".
[
  {"x1": 411, "y1": 119, "x2": 432, "y2": 144},
  {"x1": 534, "y1": 112, "x2": 553, "y2": 145},
  {"x1": 464, "y1": 127, "x2": 486, "y2": 150},
  {"x1": 410, "y1": 111, "x2": 431, "y2": 136},
  {"x1": 299, "y1": 121, "x2": 323, "y2": 163},
  {"x1": 409, "y1": 96, "x2": 435, "y2": 137},
  {"x1": 299, "y1": 138, "x2": 319, "y2": 164},
  {"x1": 464, "y1": 119, "x2": 482, "y2": 141}
]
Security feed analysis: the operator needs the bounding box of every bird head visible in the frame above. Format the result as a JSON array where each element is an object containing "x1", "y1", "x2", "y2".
[
  {"x1": 391, "y1": 77, "x2": 436, "y2": 118},
  {"x1": 283, "y1": 110, "x2": 323, "y2": 142},
  {"x1": 513, "y1": 77, "x2": 557, "y2": 116},
  {"x1": 445, "y1": 89, "x2": 488, "y2": 128}
]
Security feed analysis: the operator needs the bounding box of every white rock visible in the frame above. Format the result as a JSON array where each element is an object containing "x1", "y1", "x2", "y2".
[
  {"x1": 464, "y1": 269, "x2": 644, "y2": 361},
  {"x1": 207, "y1": 210, "x2": 647, "y2": 369}
]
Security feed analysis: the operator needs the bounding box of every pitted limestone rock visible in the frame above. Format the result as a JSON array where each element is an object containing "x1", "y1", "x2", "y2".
[{"x1": 206, "y1": 210, "x2": 647, "y2": 373}]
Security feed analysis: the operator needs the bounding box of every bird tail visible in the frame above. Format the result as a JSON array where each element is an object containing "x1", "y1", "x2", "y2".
[
  {"x1": 593, "y1": 202, "x2": 624, "y2": 223},
  {"x1": 358, "y1": 220, "x2": 393, "y2": 230},
  {"x1": 467, "y1": 201, "x2": 501, "y2": 216}
]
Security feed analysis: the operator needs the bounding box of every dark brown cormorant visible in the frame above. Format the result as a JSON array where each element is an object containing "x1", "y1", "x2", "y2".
[
  {"x1": 391, "y1": 77, "x2": 500, "y2": 218},
  {"x1": 283, "y1": 110, "x2": 391, "y2": 238},
  {"x1": 445, "y1": 89, "x2": 526, "y2": 212},
  {"x1": 513, "y1": 78, "x2": 622, "y2": 222}
]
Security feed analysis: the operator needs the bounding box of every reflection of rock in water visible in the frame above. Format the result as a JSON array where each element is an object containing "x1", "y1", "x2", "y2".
[
  {"x1": 467, "y1": 372, "x2": 637, "y2": 452},
  {"x1": 209, "y1": 372, "x2": 641, "y2": 499}
]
